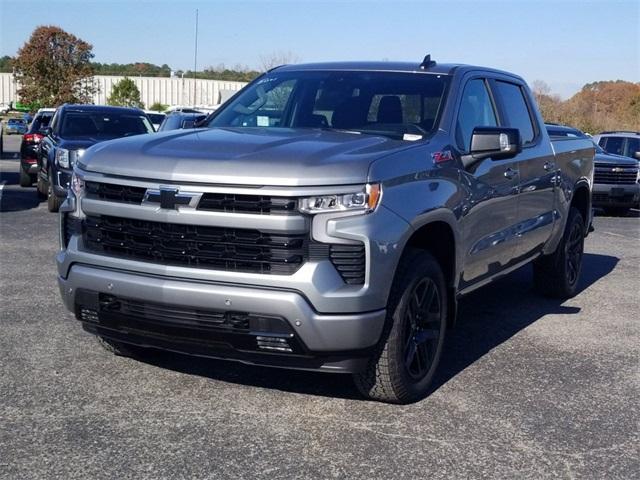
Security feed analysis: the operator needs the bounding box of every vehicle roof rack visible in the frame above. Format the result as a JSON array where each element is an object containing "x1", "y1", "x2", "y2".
[
  {"x1": 419, "y1": 54, "x2": 436, "y2": 70},
  {"x1": 599, "y1": 130, "x2": 640, "y2": 135}
]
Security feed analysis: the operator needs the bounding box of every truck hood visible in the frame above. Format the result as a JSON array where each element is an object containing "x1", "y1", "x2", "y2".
[
  {"x1": 594, "y1": 151, "x2": 638, "y2": 166},
  {"x1": 79, "y1": 127, "x2": 416, "y2": 186}
]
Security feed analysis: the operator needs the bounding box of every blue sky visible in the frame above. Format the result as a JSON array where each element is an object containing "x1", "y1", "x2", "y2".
[{"x1": 1, "y1": 0, "x2": 638, "y2": 98}]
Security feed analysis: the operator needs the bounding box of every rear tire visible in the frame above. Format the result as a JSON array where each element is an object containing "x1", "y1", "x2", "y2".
[
  {"x1": 353, "y1": 249, "x2": 447, "y2": 404},
  {"x1": 533, "y1": 207, "x2": 585, "y2": 299},
  {"x1": 19, "y1": 168, "x2": 33, "y2": 187},
  {"x1": 36, "y1": 176, "x2": 47, "y2": 199}
]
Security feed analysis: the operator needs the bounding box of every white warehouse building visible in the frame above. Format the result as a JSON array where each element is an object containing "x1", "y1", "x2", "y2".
[{"x1": 0, "y1": 73, "x2": 247, "y2": 108}]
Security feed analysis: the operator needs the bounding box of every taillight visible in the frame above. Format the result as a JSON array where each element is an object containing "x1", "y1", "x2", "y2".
[{"x1": 23, "y1": 133, "x2": 43, "y2": 143}]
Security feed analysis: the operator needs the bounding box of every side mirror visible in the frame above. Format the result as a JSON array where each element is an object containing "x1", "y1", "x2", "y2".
[
  {"x1": 633, "y1": 151, "x2": 640, "y2": 161},
  {"x1": 41, "y1": 126, "x2": 52, "y2": 136},
  {"x1": 469, "y1": 127, "x2": 522, "y2": 162}
]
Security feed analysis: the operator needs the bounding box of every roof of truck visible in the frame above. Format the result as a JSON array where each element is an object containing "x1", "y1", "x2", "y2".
[{"x1": 273, "y1": 61, "x2": 522, "y2": 79}]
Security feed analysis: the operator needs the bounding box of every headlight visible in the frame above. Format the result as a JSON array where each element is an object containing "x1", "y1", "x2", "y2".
[
  {"x1": 55, "y1": 148, "x2": 70, "y2": 168},
  {"x1": 55, "y1": 149, "x2": 85, "y2": 169},
  {"x1": 70, "y1": 172, "x2": 85, "y2": 196},
  {"x1": 299, "y1": 183, "x2": 381, "y2": 214}
]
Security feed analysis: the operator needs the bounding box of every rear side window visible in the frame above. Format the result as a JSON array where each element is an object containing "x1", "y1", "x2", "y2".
[
  {"x1": 494, "y1": 81, "x2": 536, "y2": 144},
  {"x1": 456, "y1": 79, "x2": 497, "y2": 151},
  {"x1": 601, "y1": 137, "x2": 624, "y2": 156}
]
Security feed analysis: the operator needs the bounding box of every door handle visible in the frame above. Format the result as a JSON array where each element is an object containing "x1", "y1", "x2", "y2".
[
  {"x1": 543, "y1": 161, "x2": 555, "y2": 171},
  {"x1": 503, "y1": 167, "x2": 518, "y2": 180}
]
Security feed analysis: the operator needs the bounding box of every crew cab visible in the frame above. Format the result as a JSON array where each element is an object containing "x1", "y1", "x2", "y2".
[
  {"x1": 37, "y1": 104, "x2": 154, "y2": 212},
  {"x1": 57, "y1": 58, "x2": 594, "y2": 403}
]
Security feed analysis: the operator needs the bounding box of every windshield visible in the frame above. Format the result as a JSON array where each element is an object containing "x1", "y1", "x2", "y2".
[
  {"x1": 207, "y1": 70, "x2": 451, "y2": 140},
  {"x1": 60, "y1": 111, "x2": 154, "y2": 138}
]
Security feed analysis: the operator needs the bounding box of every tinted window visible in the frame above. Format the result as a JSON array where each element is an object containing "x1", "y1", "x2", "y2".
[
  {"x1": 30, "y1": 114, "x2": 53, "y2": 133},
  {"x1": 494, "y1": 81, "x2": 535, "y2": 144},
  {"x1": 456, "y1": 79, "x2": 497, "y2": 151},
  {"x1": 209, "y1": 71, "x2": 451, "y2": 140},
  {"x1": 60, "y1": 111, "x2": 153, "y2": 138},
  {"x1": 601, "y1": 137, "x2": 624, "y2": 156},
  {"x1": 624, "y1": 138, "x2": 640, "y2": 158}
]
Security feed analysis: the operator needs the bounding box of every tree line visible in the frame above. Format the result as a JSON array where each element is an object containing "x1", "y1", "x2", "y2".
[{"x1": 533, "y1": 80, "x2": 640, "y2": 134}]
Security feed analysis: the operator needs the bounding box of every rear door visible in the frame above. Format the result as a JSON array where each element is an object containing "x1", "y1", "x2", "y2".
[
  {"x1": 490, "y1": 79, "x2": 557, "y2": 261},
  {"x1": 457, "y1": 77, "x2": 521, "y2": 289}
]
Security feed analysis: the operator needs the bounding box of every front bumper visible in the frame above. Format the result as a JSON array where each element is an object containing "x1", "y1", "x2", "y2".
[
  {"x1": 593, "y1": 183, "x2": 640, "y2": 208},
  {"x1": 58, "y1": 264, "x2": 386, "y2": 372}
]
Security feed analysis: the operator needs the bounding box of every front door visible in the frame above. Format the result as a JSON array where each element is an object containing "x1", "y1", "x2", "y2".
[
  {"x1": 490, "y1": 79, "x2": 556, "y2": 260},
  {"x1": 456, "y1": 77, "x2": 521, "y2": 289}
]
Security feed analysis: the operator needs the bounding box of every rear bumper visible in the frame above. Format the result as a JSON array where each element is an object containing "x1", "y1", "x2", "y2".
[
  {"x1": 593, "y1": 183, "x2": 640, "y2": 207},
  {"x1": 57, "y1": 264, "x2": 386, "y2": 372}
]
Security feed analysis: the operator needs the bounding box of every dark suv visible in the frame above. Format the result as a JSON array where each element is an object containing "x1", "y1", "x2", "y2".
[
  {"x1": 547, "y1": 124, "x2": 639, "y2": 215},
  {"x1": 37, "y1": 104, "x2": 154, "y2": 212},
  {"x1": 19, "y1": 108, "x2": 56, "y2": 187}
]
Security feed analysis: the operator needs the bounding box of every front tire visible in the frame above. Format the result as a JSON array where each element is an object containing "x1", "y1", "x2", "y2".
[
  {"x1": 354, "y1": 249, "x2": 447, "y2": 404},
  {"x1": 603, "y1": 207, "x2": 630, "y2": 217},
  {"x1": 47, "y1": 182, "x2": 61, "y2": 212},
  {"x1": 533, "y1": 207, "x2": 585, "y2": 299}
]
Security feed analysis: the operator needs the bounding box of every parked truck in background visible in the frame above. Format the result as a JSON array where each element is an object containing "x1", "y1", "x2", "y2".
[{"x1": 57, "y1": 58, "x2": 594, "y2": 403}]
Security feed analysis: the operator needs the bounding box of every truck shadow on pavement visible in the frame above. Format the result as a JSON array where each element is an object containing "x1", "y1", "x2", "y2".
[
  {"x1": 0, "y1": 170, "x2": 42, "y2": 212},
  {"x1": 138, "y1": 252, "x2": 618, "y2": 402}
]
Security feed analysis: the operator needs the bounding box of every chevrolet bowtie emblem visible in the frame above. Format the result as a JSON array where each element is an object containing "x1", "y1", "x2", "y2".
[{"x1": 143, "y1": 187, "x2": 201, "y2": 209}]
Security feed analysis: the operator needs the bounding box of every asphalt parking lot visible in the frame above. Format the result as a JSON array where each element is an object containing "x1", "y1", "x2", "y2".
[{"x1": 0, "y1": 133, "x2": 638, "y2": 479}]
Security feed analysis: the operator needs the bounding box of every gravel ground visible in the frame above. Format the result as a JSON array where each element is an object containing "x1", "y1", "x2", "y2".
[{"x1": 1, "y1": 134, "x2": 638, "y2": 479}]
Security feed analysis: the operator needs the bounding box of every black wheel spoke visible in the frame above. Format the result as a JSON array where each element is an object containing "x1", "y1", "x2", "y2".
[{"x1": 401, "y1": 277, "x2": 442, "y2": 381}]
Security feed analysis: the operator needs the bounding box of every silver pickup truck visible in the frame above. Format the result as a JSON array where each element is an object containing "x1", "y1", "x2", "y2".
[{"x1": 57, "y1": 58, "x2": 594, "y2": 403}]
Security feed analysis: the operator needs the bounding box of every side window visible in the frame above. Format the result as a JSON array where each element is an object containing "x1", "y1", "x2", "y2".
[
  {"x1": 603, "y1": 136, "x2": 624, "y2": 156},
  {"x1": 624, "y1": 138, "x2": 640, "y2": 158},
  {"x1": 456, "y1": 79, "x2": 497, "y2": 151},
  {"x1": 493, "y1": 81, "x2": 535, "y2": 144}
]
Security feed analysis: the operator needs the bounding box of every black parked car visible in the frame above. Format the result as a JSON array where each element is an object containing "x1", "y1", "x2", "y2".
[
  {"x1": 19, "y1": 108, "x2": 56, "y2": 187},
  {"x1": 157, "y1": 111, "x2": 206, "y2": 132},
  {"x1": 37, "y1": 104, "x2": 154, "y2": 212},
  {"x1": 546, "y1": 124, "x2": 639, "y2": 215}
]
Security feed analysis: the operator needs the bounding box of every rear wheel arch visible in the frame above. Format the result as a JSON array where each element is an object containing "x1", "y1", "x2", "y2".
[{"x1": 571, "y1": 182, "x2": 591, "y2": 230}]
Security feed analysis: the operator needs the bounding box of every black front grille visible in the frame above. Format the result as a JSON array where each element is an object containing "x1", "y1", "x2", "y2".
[
  {"x1": 83, "y1": 215, "x2": 308, "y2": 274},
  {"x1": 197, "y1": 193, "x2": 297, "y2": 215},
  {"x1": 85, "y1": 181, "x2": 147, "y2": 204},
  {"x1": 330, "y1": 244, "x2": 366, "y2": 285},
  {"x1": 594, "y1": 164, "x2": 638, "y2": 185}
]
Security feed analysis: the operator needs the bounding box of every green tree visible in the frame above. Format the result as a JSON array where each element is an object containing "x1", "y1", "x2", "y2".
[
  {"x1": 148, "y1": 102, "x2": 168, "y2": 112},
  {"x1": 107, "y1": 77, "x2": 144, "y2": 108},
  {"x1": 13, "y1": 26, "x2": 96, "y2": 107}
]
